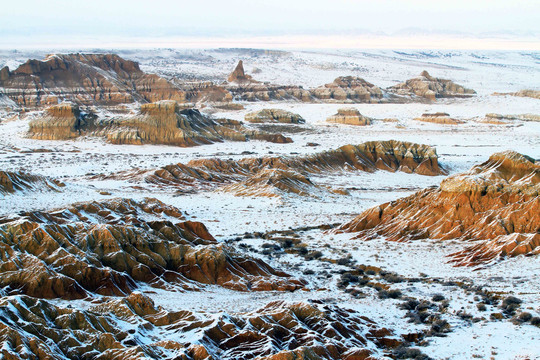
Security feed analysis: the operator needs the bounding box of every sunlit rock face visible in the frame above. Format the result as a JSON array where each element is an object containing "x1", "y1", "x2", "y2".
[
  {"x1": 0, "y1": 53, "x2": 185, "y2": 108},
  {"x1": 0, "y1": 197, "x2": 304, "y2": 299},
  {"x1": 388, "y1": 70, "x2": 476, "y2": 100},
  {"x1": 28, "y1": 100, "x2": 292, "y2": 146},
  {"x1": 338, "y1": 151, "x2": 540, "y2": 266}
]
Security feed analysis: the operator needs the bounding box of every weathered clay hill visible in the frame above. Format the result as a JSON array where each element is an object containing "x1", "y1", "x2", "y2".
[
  {"x1": 0, "y1": 295, "x2": 400, "y2": 360},
  {"x1": 125, "y1": 140, "x2": 445, "y2": 197},
  {"x1": 244, "y1": 108, "x2": 305, "y2": 123},
  {"x1": 338, "y1": 151, "x2": 540, "y2": 266},
  {"x1": 312, "y1": 76, "x2": 384, "y2": 102},
  {"x1": 388, "y1": 71, "x2": 476, "y2": 100},
  {"x1": 327, "y1": 108, "x2": 373, "y2": 126},
  {"x1": 0, "y1": 53, "x2": 185, "y2": 108},
  {"x1": 414, "y1": 112, "x2": 464, "y2": 125},
  {"x1": 0, "y1": 170, "x2": 63, "y2": 194},
  {"x1": 0, "y1": 197, "x2": 303, "y2": 299},
  {"x1": 29, "y1": 101, "x2": 292, "y2": 145}
]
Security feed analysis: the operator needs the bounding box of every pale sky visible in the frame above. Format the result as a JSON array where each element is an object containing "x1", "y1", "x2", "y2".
[{"x1": 2, "y1": 0, "x2": 540, "y2": 49}]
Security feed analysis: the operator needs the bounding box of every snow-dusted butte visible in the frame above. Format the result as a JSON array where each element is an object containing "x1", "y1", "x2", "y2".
[{"x1": 0, "y1": 48, "x2": 539, "y2": 360}]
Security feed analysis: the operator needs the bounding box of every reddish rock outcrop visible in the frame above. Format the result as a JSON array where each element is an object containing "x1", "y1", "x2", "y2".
[
  {"x1": 414, "y1": 112, "x2": 463, "y2": 125},
  {"x1": 245, "y1": 109, "x2": 305, "y2": 124},
  {"x1": 388, "y1": 71, "x2": 476, "y2": 100},
  {"x1": 0, "y1": 53, "x2": 185, "y2": 108},
  {"x1": 326, "y1": 108, "x2": 372, "y2": 126},
  {"x1": 0, "y1": 197, "x2": 303, "y2": 299},
  {"x1": 0, "y1": 296, "x2": 398, "y2": 360},
  {"x1": 338, "y1": 151, "x2": 540, "y2": 266}
]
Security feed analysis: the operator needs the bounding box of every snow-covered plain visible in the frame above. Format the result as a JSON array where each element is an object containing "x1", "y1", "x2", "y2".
[{"x1": 1, "y1": 48, "x2": 539, "y2": 359}]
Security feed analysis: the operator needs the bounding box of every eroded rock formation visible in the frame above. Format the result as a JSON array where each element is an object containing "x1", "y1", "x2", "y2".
[
  {"x1": 414, "y1": 112, "x2": 463, "y2": 125},
  {"x1": 29, "y1": 101, "x2": 292, "y2": 145},
  {"x1": 28, "y1": 103, "x2": 96, "y2": 140},
  {"x1": 338, "y1": 151, "x2": 540, "y2": 266},
  {"x1": 0, "y1": 296, "x2": 399, "y2": 360},
  {"x1": 227, "y1": 60, "x2": 254, "y2": 83},
  {"x1": 326, "y1": 108, "x2": 372, "y2": 126},
  {"x1": 312, "y1": 76, "x2": 383, "y2": 103},
  {"x1": 0, "y1": 170, "x2": 63, "y2": 194},
  {"x1": 0, "y1": 197, "x2": 303, "y2": 299},
  {"x1": 388, "y1": 71, "x2": 476, "y2": 100},
  {"x1": 245, "y1": 109, "x2": 305, "y2": 124},
  {"x1": 0, "y1": 53, "x2": 185, "y2": 108},
  {"x1": 118, "y1": 140, "x2": 445, "y2": 198}
]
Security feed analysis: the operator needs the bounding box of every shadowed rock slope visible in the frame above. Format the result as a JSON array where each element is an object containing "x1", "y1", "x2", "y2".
[
  {"x1": 0, "y1": 53, "x2": 185, "y2": 108},
  {"x1": 29, "y1": 101, "x2": 292, "y2": 146},
  {"x1": 0, "y1": 197, "x2": 303, "y2": 299},
  {"x1": 0, "y1": 170, "x2": 63, "y2": 194},
  {"x1": 338, "y1": 151, "x2": 540, "y2": 266},
  {"x1": 388, "y1": 71, "x2": 476, "y2": 100},
  {"x1": 0, "y1": 294, "x2": 400, "y2": 360}
]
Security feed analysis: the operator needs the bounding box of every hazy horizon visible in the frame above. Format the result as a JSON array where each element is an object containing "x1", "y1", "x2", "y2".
[{"x1": 2, "y1": 0, "x2": 540, "y2": 50}]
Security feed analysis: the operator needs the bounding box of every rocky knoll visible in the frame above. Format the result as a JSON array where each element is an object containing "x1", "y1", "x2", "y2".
[
  {"x1": 326, "y1": 108, "x2": 372, "y2": 126},
  {"x1": 414, "y1": 112, "x2": 463, "y2": 125},
  {"x1": 493, "y1": 89, "x2": 540, "y2": 100},
  {"x1": 388, "y1": 71, "x2": 476, "y2": 100},
  {"x1": 244, "y1": 109, "x2": 305, "y2": 124},
  {"x1": 30, "y1": 100, "x2": 292, "y2": 145},
  {"x1": 312, "y1": 76, "x2": 384, "y2": 103},
  {"x1": 0, "y1": 295, "x2": 400, "y2": 360},
  {"x1": 137, "y1": 140, "x2": 444, "y2": 197},
  {"x1": 0, "y1": 197, "x2": 303, "y2": 299},
  {"x1": 338, "y1": 151, "x2": 540, "y2": 266},
  {"x1": 0, "y1": 53, "x2": 184, "y2": 108},
  {"x1": 0, "y1": 170, "x2": 63, "y2": 194},
  {"x1": 28, "y1": 103, "x2": 96, "y2": 140}
]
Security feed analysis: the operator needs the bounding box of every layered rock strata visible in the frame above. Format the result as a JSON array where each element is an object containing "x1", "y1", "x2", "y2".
[
  {"x1": 0, "y1": 197, "x2": 303, "y2": 299},
  {"x1": 245, "y1": 109, "x2": 305, "y2": 124},
  {"x1": 0, "y1": 170, "x2": 63, "y2": 194},
  {"x1": 0, "y1": 53, "x2": 185, "y2": 108},
  {"x1": 0, "y1": 295, "x2": 399, "y2": 360},
  {"x1": 326, "y1": 108, "x2": 372, "y2": 126},
  {"x1": 388, "y1": 71, "x2": 476, "y2": 100},
  {"x1": 414, "y1": 112, "x2": 463, "y2": 125},
  {"x1": 338, "y1": 151, "x2": 540, "y2": 266}
]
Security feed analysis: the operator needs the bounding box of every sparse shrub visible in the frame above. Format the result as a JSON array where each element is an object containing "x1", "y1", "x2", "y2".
[
  {"x1": 490, "y1": 312, "x2": 504, "y2": 320},
  {"x1": 400, "y1": 298, "x2": 420, "y2": 311},
  {"x1": 393, "y1": 346, "x2": 432, "y2": 359},
  {"x1": 476, "y1": 303, "x2": 487, "y2": 312},
  {"x1": 303, "y1": 269, "x2": 315, "y2": 275},
  {"x1": 530, "y1": 317, "x2": 540, "y2": 326},
  {"x1": 432, "y1": 294, "x2": 445, "y2": 302},
  {"x1": 502, "y1": 296, "x2": 522, "y2": 307},
  {"x1": 388, "y1": 289, "x2": 402, "y2": 299},
  {"x1": 516, "y1": 312, "x2": 532, "y2": 323},
  {"x1": 365, "y1": 269, "x2": 376, "y2": 275},
  {"x1": 337, "y1": 256, "x2": 354, "y2": 266},
  {"x1": 429, "y1": 319, "x2": 451, "y2": 336},
  {"x1": 383, "y1": 273, "x2": 405, "y2": 283}
]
